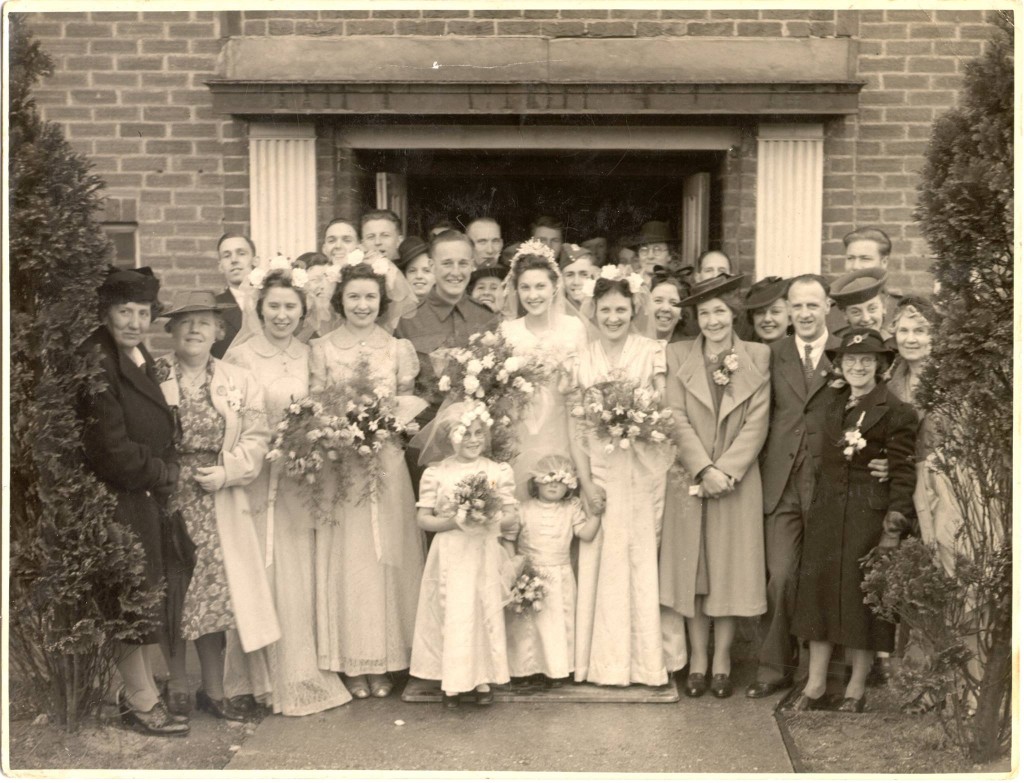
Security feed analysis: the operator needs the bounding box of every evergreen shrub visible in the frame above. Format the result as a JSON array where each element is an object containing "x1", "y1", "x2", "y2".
[{"x1": 8, "y1": 17, "x2": 161, "y2": 732}]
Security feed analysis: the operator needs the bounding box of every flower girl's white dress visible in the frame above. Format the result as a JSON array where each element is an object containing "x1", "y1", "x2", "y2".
[
  {"x1": 506, "y1": 496, "x2": 588, "y2": 679},
  {"x1": 410, "y1": 456, "x2": 516, "y2": 694}
]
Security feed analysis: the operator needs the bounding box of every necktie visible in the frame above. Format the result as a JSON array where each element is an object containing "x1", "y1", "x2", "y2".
[{"x1": 803, "y1": 343, "x2": 816, "y2": 386}]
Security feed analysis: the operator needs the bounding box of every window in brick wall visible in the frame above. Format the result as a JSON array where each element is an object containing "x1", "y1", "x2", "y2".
[{"x1": 101, "y1": 223, "x2": 139, "y2": 268}]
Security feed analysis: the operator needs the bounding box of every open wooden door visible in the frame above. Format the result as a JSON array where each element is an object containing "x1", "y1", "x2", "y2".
[
  {"x1": 376, "y1": 172, "x2": 408, "y2": 234},
  {"x1": 681, "y1": 172, "x2": 710, "y2": 268}
]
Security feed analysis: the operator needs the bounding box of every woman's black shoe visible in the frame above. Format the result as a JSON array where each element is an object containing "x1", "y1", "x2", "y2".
[
  {"x1": 837, "y1": 695, "x2": 866, "y2": 713},
  {"x1": 196, "y1": 688, "x2": 247, "y2": 721},
  {"x1": 118, "y1": 688, "x2": 189, "y2": 736},
  {"x1": 684, "y1": 672, "x2": 708, "y2": 698},
  {"x1": 474, "y1": 687, "x2": 494, "y2": 706},
  {"x1": 710, "y1": 674, "x2": 733, "y2": 699},
  {"x1": 442, "y1": 692, "x2": 460, "y2": 709},
  {"x1": 790, "y1": 692, "x2": 829, "y2": 712}
]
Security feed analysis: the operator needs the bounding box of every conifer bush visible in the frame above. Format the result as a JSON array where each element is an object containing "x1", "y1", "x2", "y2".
[
  {"x1": 8, "y1": 17, "x2": 161, "y2": 731},
  {"x1": 862, "y1": 12, "x2": 1013, "y2": 763}
]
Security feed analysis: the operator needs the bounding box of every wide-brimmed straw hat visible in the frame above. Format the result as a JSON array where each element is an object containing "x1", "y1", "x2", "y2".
[{"x1": 678, "y1": 272, "x2": 748, "y2": 308}]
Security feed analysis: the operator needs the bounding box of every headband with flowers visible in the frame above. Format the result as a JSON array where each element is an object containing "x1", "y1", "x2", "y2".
[
  {"x1": 342, "y1": 247, "x2": 391, "y2": 278},
  {"x1": 580, "y1": 264, "x2": 646, "y2": 300},
  {"x1": 248, "y1": 255, "x2": 309, "y2": 290},
  {"x1": 533, "y1": 468, "x2": 579, "y2": 490},
  {"x1": 449, "y1": 401, "x2": 495, "y2": 446}
]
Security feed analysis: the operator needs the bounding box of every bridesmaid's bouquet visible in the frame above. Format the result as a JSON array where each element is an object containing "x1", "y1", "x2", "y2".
[
  {"x1": 450, "y1": 471, "x2": 504, "y2": 532},
  {"x1": 266, "y1": 357, "x2": 422, "y2": 520},
  {"x1": 509, "y1": 559, "x2": 547, "y2": 615},
  {"x1": 437, "y1": 330, "x2": 551, "y2": 462},
  {"x1": 570, "y1": 378, "x2": 674, "y2": 455}
]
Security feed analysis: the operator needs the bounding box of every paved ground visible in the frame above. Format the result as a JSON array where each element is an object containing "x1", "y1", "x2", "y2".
[{"x1": 228, "y1": 642, "x2": 793, "y2": 774}]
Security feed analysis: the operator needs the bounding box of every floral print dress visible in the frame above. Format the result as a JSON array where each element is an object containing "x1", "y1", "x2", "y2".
[{"x1": 171, "y1": 360, "x2": 234, "y2": 640}]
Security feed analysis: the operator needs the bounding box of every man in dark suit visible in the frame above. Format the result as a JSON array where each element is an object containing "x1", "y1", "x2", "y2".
[
  {"x1": 748, "y1": 274, "x2": 890, "y2": 698},
  {"x1": 211, "y1": 233, "x2": 256, "y2": 358},
  {"x1": 747, "y1": 274, "x2": 841, "y2": 697}
]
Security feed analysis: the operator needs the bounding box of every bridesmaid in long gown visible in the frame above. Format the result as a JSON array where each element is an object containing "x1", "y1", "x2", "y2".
[
  {"x1": 570, "y1": 276, "x2": 671, "y2": 686},
  {"x1": 310, "y1": 262, "x2": 426, "y2": 699},
  {"x1": 499, "y1": 247, "x2": 588, "y2": 499},
  {"x1": 224, "y1": 269, "x2": 351, "y2": 715}
]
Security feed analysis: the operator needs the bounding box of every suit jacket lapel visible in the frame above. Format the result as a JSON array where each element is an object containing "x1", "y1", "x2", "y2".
[
  {"x1": 778, "y1": 338, "x2": 807, "y2": 401},
  {"x1": 852, "y1": 382, "x2": 890, "y2": 437},
  {"x1": 117, "y1": 344, "x2": 171, "y2": 412},
  {"x1": 806, "y1": 333, "x2": 842, "y2": 403},
  {"x1": 676, "y1": 338, "x2": 715, "y2": 415},
  {"x1": 717, "y1": 340, "x2": 767, "y2": 424}
]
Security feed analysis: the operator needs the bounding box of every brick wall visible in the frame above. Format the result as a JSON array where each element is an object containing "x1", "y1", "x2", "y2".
[
  {"x1": 20, "y1": 8, "x2": 1000, "y2": 300},
  {"x1": 20, "y1": 9, "x2": 248, "y2": 297}
]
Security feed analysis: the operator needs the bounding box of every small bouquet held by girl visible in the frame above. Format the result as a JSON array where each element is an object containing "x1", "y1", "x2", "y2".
[
  {"x1": 409, "y1": 401, "x2": 519, "y2": 708},
  {"x1": 450, "y1": 470, "x2": 505, "y2": 533},
  {"x1": 436, "y1": 329, "x2": 552, "y2": 461},
  {"x1": 505, "y1": 455, "x2": 600, "y2": 686},
  {"x1": 570, "y1": 374, "x2": 675, "y2": 455}
]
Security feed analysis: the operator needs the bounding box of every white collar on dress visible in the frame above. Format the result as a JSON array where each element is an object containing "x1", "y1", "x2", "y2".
[
  {"x1": 325, "y1": 323, "x2": 390, "y2": 350},
  {"x1": 248, "y1": 333, "x2": 306, "y2": 360}
]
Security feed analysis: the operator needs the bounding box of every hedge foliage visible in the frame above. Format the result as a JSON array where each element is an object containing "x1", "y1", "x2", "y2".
[{"x1": 9, "y1": 18, "x2": 161, "y2": 731}]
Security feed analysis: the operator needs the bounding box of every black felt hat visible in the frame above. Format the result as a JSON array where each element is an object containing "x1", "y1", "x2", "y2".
[
  {"x1": 678, "y1": 272, "x2": 748, "y2": 308},
  {"x1": 742, "y1": 276, "x2": 789, "y2": 311},
  {"x1": 98, "y1": 265, "x2": 161, "y2": 305},
  {"x1": 826, "y1": 327, "x2": 896, "y2": 362}
]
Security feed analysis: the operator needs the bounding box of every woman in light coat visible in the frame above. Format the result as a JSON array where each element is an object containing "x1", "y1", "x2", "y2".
[
  {"x1": 659, "y1": 273, "x2": 770, "y2": 699},
  {"x1": 157, "y1": 290, "x2": 279, "y2": 721}
]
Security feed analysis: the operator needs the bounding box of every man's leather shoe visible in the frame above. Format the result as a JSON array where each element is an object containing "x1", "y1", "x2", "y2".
[
  {"x1": 684, "y1": 672, "x2": 708, "y2": 698},
  {"x1": 837, "y1": 695, "x2": 866, "y2": 713},
  {"x1": 745, "y1": 678, "x2": 793, "y2": 699},
  {"x1": 118, "y1": 688, "x2": 189, "y2": 736},
  {"x1": 790, "y1": 692, "x2": 829, "y2": 712}
]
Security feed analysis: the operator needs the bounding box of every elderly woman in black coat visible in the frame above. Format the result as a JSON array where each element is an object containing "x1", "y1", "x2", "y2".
[
  {"x1": 80, "y1": 267, "x2": 187, "y2": 736},
  {"x1": 790, "y1": 328, "x2": 918, "y2": 714}
]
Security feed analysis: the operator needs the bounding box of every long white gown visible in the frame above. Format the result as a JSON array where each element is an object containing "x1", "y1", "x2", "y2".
[
  {"x1": 223, "y1": 334, "x2": 351, "y2": 715},
  {"x1": 500, "y1": 314, "x2": 588, "y2": 501},
  {"x1": 573, "y1": 334, "x2": 670, "y2": 686},
  {"x1": 310, "y1": 324, "x2": 426, "y2": 675}
]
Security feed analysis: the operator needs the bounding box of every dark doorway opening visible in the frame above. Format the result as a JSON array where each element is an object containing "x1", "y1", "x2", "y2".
[{"x1": 360, "y1": 149, "x2": 724, "y2": 248}]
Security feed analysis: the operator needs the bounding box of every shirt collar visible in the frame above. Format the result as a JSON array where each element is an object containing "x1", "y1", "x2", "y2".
[
  {"x1": 796, "y1": 329, "x2": 829, "y2": 354},
  {"x1": 425, "y1": 288, "x2": 470, "y2": 321}
]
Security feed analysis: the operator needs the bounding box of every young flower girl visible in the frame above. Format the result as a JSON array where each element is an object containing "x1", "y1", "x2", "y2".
[
  {"x1": 506, "y1": 455, "x2": 600, "y2": 685},
  {"x1": 409, "y1": 402, "x2": 519, "y2": 707}
]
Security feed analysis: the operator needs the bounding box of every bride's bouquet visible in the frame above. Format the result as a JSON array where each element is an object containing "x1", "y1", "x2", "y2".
[
  {"x1": 449, "y1": 471, "x2": 504, "y2": 533},
  {"x1": 570, "y1": 377, "x2": 674, "y2": 455},
  {"x1": 509, "y1": 559, "x2": 547, "y2": 615},
  {"x1": 436, "y1": 330, "x2": 551, "y2": 461}
]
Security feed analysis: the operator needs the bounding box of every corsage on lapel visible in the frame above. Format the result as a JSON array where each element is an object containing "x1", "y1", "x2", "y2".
[
  {"x1": 711, "y1": 349, "x2": 740, "y2": 388},
  {"x1": 840, "y1": 410, "x2": 867, "y2": 460},
  {"x1": 218, "y1": 379, "x2": 244, "y2": 412},
  {"x1": 155, "y1": 356, "x2": 181, "y2": 409}
]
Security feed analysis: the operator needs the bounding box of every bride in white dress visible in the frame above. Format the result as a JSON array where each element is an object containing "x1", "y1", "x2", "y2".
[
  {"x1": 498, "y1": 240, "x2": 588, "y2": 500},
  {"x1": 570, "y1": 273, "x2": 671, "y2": 687}
]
